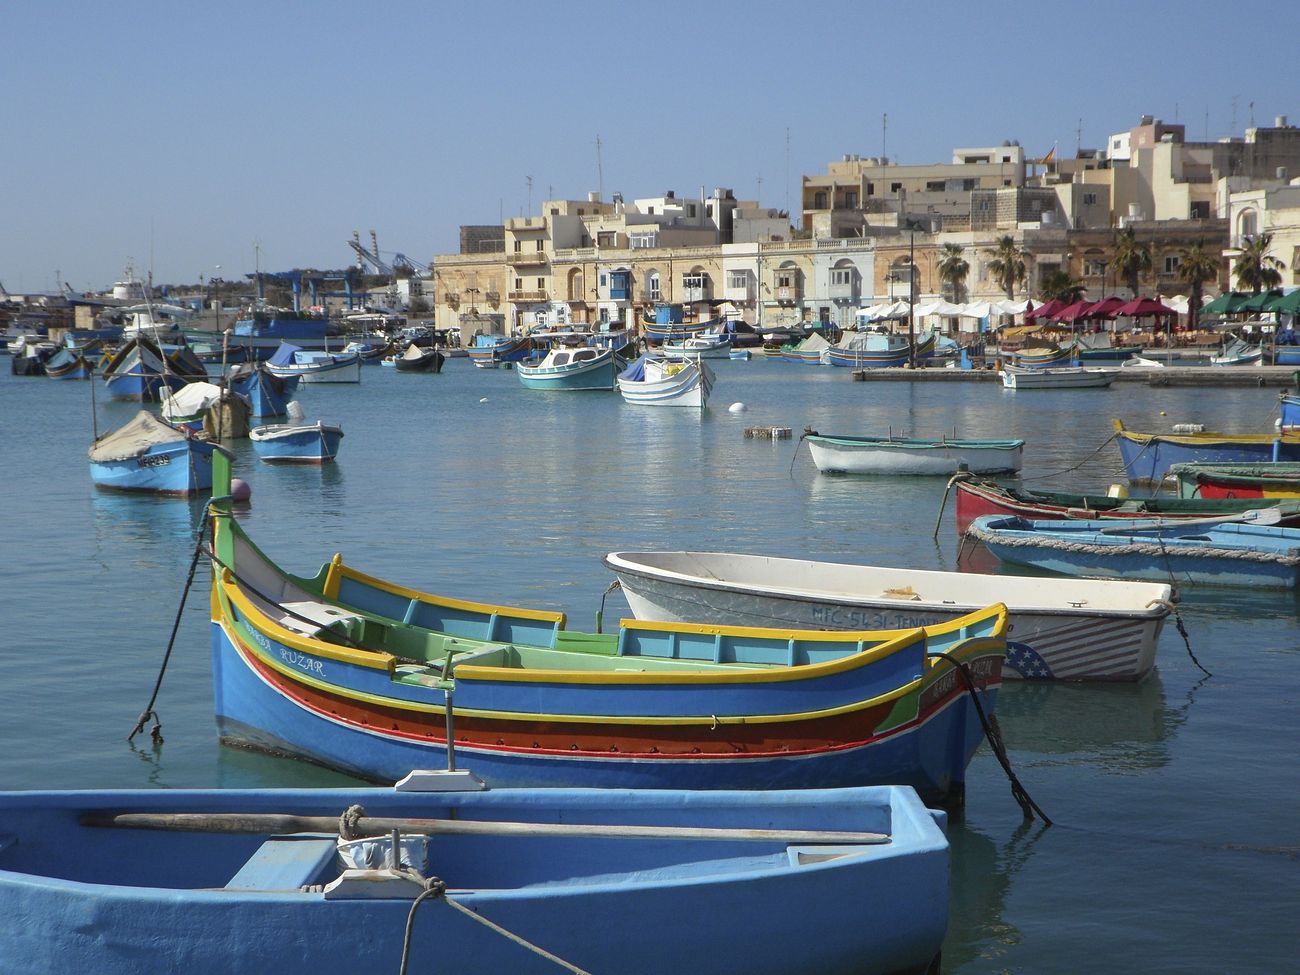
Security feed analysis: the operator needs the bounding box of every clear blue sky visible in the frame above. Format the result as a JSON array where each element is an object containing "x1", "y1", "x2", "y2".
[{"x1": 3, "y1": 0, "x2": 1296, "y2": 292}]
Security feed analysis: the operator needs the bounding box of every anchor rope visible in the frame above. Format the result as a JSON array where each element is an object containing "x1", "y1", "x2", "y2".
[
  {"x1": 927, "y1": 649, "x2": 1051, "y2": 826},
  {"x1": 399, "y1": 875, "x2": 593, "y2": 975},
  {"x1": 127, "y1": 509, "x2": 210, "y2": 743}
]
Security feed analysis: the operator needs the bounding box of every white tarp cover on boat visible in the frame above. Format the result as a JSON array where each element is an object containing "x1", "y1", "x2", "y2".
[
  {"x1": 794, "y1": 332, "x2": 832, "y2": 352},
  {"x1": 160, "y1": 381, "x2": 226, "y2": 421},
  {"x1": 88, "y1": 410, "x2": 188, "y2": 462},
  {"x1": 401, "y1": 344, "x2": 428, "y2": 361}
]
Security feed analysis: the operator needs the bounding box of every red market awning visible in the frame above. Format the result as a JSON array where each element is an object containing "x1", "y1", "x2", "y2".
[
  {"x1": 1081, "y1": 295, "x2": 1127, "y2": 319},
  {"x1": 1114, "y1": 297, "x2": 1177, "y2": 318}
]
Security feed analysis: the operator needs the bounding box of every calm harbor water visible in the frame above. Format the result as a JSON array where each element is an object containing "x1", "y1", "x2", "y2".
[{"x1": 1, "y1": 356, "x2": 1296, "y2": 973}]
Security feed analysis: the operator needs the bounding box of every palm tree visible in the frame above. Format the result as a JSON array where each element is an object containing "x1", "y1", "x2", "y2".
[
  {"x1": 1037, "y1": 270, "x2": 1085, "y2": 304},
  {"x1": 1111, "y1": 227, "x2": 1152, "y2": 297},
  {"x1": 983, "y1": 235, "x2": 1027, "y2": 300},
  {"x1": 1175, "y1": 240, "x2": 1221, "y2": 330},
  {"x1": 936, "y1": 243, "x2": 969, "y2": 302},
  {"x1": 1232, "y1": 233, "x2": 1284, "y2": 294}
]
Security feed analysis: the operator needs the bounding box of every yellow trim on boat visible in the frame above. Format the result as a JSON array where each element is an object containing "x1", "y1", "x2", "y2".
[
  {"x1": 620, "y1": 605, "x2": 1003, "y2": 643},
  {"x1": 334, "y1": 562, "x2": 568, "y2": 627},
  {"x1": 218, "y1": 569, "x2": 397, "y2": 673},
  {"x1": 1112, "y1": 418, "x2": 1300, "y2": 447},
  {"x1": 323, "y1": 554, "x2": 343, "y2": 600}
]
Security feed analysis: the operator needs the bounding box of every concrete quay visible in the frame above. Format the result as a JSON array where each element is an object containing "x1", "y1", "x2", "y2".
[{"x1": 849, "y1": 365, "x2": 1300, "y2": 386}]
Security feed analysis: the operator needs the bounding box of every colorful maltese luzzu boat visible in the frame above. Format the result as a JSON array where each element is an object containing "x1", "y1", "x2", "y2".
[{"x1": 207, "y1": 455, "x2": 1006, "y2": 804}]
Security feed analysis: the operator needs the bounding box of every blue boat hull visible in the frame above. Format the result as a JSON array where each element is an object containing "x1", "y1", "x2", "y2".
[
  {"x1": 251, "y1": 426, "x2": 344, "y2": 463},
  {"x1": 1116, "y1": 433, "x2": 1297, "y2": 484},
  {"x1": 0, "y1": 785, "x2": 948, "y2": 975},
  {"x1": 89, "y1": 440, "x2": 222, "y2": 495},
  {"x1": 230, "y1": 369, "x2": 298, "y2": 418},
  {"x1": 1281, "y1": 394, "x2": 1299, "y2": 432},
  {"x1": 1276, "y1": 347, "x2": 1300, "y2": 366},
  {"x1": 211, "y1": 619, "x2": 996, "y2": 801},
  {"x1": 103, "y1": 368, "x2": 189, "y2": 402}
]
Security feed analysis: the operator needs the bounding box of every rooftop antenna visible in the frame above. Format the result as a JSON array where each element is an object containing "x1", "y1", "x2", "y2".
[
  {"x1": 1231, "y1": 95, "x2": 1238, "y2": 132},
  {"x1": 785, "y1": 127, "x2": 790, "y2": 216},
  {"x1": 757, "y1": 174, "x2": 763, "y2": 201},
  {"x1": 595, "y1": 134, "x2": 604, "y2": 201},
  {"x1": 1076, "y1": 118, "x2": 1083, "y2": 154},
  {"x1": 1249, "y1": 100, "x2": 1255, "y2": 129},
  {"x1": 526, "y1": 176, "x2": 533, "y2": 214},
  {"x1": 882, "y1": 113, "x2": 888, "y2": 163},
  {"x1": 1204, "y1": 106, "x2": 1210, "y2": 141}
]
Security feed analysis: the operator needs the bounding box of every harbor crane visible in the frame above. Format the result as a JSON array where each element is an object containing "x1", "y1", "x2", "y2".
[{"x1": 348, "y1": 230, "x2": 430, "y2": 278}]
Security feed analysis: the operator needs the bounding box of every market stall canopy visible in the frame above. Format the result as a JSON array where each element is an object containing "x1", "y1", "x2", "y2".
[
  {"x1": 912, "y1": 299, "x2": 965, "y2": 317},
  {"x1": 992, "y1": 298, "x2": 1034, "y2": 316},
  {"x1": 958, "y1": 300, "x2": 994, "y2": 319},
  {"x1": 1052, "y1": 300, "x2": 1095, "y2": 324},
  {"x1": 1114, "y1": 297, "x2": 1177, "y2": 318},
  {"x1": 1239, "y1": 290, "x2": 1285, "y2": 313},
  {"x1": 1025, "y1": 298, "x2": 1064, "y2": 322},
  {"x1": 1082, "y1": 296, "x2": 1127, "y2": 319},
  {"x1": 1267, "y1": 289, "x2": 1300, "y2": 314},
  {"x1": 1200, "y1": 292, "x2": 1250, "y2": 315}
]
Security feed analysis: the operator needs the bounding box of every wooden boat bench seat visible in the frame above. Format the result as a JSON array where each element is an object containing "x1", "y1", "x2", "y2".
[
  {"x1": 277, "y1": 600, "x2": 365, "y2": 642},
  {"x1": 225, "y1": 833, "x2": 338, "y2": 891}
]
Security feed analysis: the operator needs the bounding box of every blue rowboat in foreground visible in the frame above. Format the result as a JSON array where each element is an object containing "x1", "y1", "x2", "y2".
[
  {"x1": 967, "y1": 512, "x2": 1300, "y2": 589},
  {"x1": 0, "y1": 782, "x2": 949, "y2": 975},
  {"x1": 207, "y1": 454, "x2": 1005, "y2": 803},
  {"x1": 1112, "y1": 418, "x2": 1300, "y2": 485}
]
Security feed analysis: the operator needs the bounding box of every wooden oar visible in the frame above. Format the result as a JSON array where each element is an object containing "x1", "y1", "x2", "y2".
[
  {"x1": 81, "y1": 811, "x2": 889, "y2": 845},
  {"x1": 1098, "y1": 507, "x2": 1282, "y2": 535}
]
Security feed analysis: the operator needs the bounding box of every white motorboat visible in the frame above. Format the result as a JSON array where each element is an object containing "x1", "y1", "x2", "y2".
[
  {"x1": 617, "y1": 353, "x2": 715, "y2": 408},
  {"x1": 603, "y1": 550, "x2": 1173, "y2": 682},
  {"x1": 999, "y1": 364, "x2": 1119, "y2": 389}
]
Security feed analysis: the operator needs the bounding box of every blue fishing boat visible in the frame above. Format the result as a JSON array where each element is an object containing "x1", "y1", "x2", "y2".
[
  {"x1": 0, "y1": 781, "x2": 949, "y2": 975},
  {"x1": 641, "y1": 304, "x2": 721, "y2": 342},
  {"x1": 264, "y1": 343, "x2": 361, "y2": 384},
  {"x1": 826, "y1": 331, "x2": 937, "y2": 368},
  {"x1": 517, "y1": 346, "x2": 619, "y2": 390},
  {"x1": 1112, "y1": 418, "x2": 1300, "y2": 485},
  {"x1": 42, "y1": 346, "x2": 94, "y2": 380},
  {"x1": 207, "y1": 452, "x2": 1005, "y2": 803},
  {"x1": 99, "y1": 337, "x2": 207, "y2": 401},
  {"x1": 250, "y1": 420, "x2": 345, "y2": 463},
  {"x1": 967, "y1": 512, "x2": 1300, "y2": 589},
  {"x1": 88, "y1": 411, "x2": 231, "y2": 495},
  {"x1": 467, "y1": 334, "x2": 533, "y2": 369},
  {"x1": 227, "y1": 362, "x2": 299, "y2": 418}
]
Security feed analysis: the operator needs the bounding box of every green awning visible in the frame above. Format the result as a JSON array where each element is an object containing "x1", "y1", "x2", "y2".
[
  {"x1": 1200, "y1": 292, "x2": 1249, "y2": 315},
  {"x1": 1239, "y1": 290, "x2": 1284, "y2": 312},
  {"x1": 1268, "y1": 289, "x2": 1300, "y2": 314}
]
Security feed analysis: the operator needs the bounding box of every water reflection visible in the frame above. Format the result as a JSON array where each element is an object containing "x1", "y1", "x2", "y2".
[
  {"x1": 91, "y1": 492, "x2": 207, "y2": 568},
  {"x1": 996, "y1": 672, "x2": 1196, "y2": 772},
  {"x1": 943, "y1": 820, "x2": 1047, "y2": 969}
]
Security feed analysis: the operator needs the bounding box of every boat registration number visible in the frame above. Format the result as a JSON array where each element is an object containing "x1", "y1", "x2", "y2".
[{"x1": 138, "y1": 454, "x2": 172, "y2": 468}]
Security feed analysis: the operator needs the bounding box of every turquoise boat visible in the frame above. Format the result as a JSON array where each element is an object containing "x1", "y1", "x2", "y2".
[
  {"x1": 968, "y1": 512, "x2": 1300, "y2": 589},
  {"x1": 516, "y1": 346, "x2": 618, "y2": 390},
  {"x1": 0, "y1": 782, "x2": 949, "y2": 975}
]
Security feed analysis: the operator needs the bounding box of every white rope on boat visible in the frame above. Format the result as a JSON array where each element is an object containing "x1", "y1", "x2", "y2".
[{"x1": 964, "y1": 524, "x2": 1300, "y2": 567}]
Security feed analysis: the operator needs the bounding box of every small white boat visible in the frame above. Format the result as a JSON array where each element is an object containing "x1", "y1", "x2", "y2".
[
  {"x1": 249, "y1": 420, "x2": 345, "y2": 463},
  {"x1": 806, "y1": 433, "x2": 1024, "y2": 475},
  {"x1": 999, "y1": 364, "x2": 1119, "y2": 389},
  {"x1": 617, "y1": 353, "x2": 715, "y2": 408},
  {"x1": 604, "y1": 550, "x2": 1173, "y2": 681},
  {"x1": 1122, "y1": 355, "x2": 1165, "y2": 369},
  {"x1": 265, "y1": 343, "x2": 362, "y2": 384},
  {"x1": 661, "y1": 333, "x2": 733, "y2": 358}
]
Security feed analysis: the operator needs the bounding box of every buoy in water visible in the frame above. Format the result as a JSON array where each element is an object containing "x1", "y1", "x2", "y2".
[
  {"x1": 230, "y1": 478, "x2": 252, "y2": 502},
  {"x1": 479, "y1": 397, "x2": 489, "y2": 403},
  {"x1": 728, "y1": 402, "x2": 747, "y2": 414}
]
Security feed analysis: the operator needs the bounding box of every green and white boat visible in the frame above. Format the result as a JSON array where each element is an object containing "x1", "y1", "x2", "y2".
[{"x1": 517, "y1": 346, "x2": 619, "y2": 391}]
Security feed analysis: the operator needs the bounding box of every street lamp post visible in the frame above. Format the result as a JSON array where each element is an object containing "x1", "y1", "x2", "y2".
[{"x1": 907, "y1": 222, "x2": 917, "y2": 368}]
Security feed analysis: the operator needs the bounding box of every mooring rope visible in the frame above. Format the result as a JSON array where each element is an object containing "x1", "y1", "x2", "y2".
[
  {"x1": 399, "y1": 875, "x2": 594, "y2": 975},
  {"x1": 127, "y1": 510, "x2": 210, "y2": 744},
  {"x1": 595, "y1": 578, "x2": 621, "y2": 634},
  {"x1": 927, "y1": 649, "x2": 1051, "y2": 826}
]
